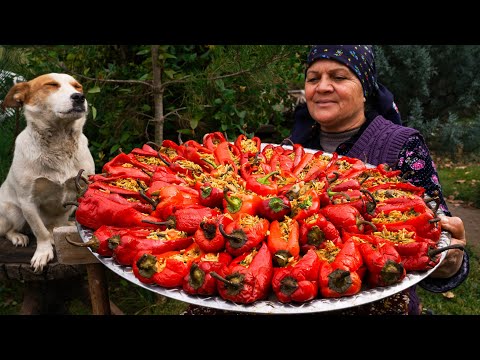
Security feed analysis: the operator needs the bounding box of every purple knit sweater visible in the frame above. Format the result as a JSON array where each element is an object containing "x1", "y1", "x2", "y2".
[{"x1": 347, "y1": 116, "x2": 420, "y2": 167}]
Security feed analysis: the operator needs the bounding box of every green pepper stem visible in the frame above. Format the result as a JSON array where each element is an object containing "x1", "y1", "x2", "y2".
[
  {"x1": 223, "y1": 188, "x2": 242, "y2": 213},
  {"x1": 257, "y1": 171, "x2": 279, "y2": 185}
]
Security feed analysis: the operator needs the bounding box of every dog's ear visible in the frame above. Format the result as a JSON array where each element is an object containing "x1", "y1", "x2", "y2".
[{"x1": 2, "y1": 82, "x2": 30, "y2": 110}]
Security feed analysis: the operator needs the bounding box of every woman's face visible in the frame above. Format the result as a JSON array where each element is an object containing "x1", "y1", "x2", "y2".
[{"x1": 305, "y1": 59, "x2": 366, "y2": 132}]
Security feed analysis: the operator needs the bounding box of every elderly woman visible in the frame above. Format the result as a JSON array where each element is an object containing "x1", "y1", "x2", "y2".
[{"x1": 283, "y1": 45, "x2": 468, "y2": 314}]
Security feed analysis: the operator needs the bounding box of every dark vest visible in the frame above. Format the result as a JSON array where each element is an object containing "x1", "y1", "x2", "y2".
[{"x1": 347, "y1": 116, "x2": 420, "y2": 167}]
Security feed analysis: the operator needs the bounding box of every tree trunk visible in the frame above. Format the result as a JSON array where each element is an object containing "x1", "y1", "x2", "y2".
[{"x1": 151, "y1": 45, "x2": 164, "y2": 145}]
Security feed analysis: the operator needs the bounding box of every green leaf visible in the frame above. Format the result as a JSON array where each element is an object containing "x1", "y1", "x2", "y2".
[
  {"x1": 88, "y1": 86, "x2": 101, "y2": 94},
  {"x1": 120, "y1": 132, "x2": 130, "y2": 142},
  {"x1": 110, "y1": 144, "x2": 120, "y2": 155},
  {"x1": 162, "y1": 53, "x2": 177, "y2": 60},
  {"x1": 142, "y1": 104, "x2": 151, "y2": 111},
  {"x1": 237, "y1": 110, "x2": 246, "y2": 119},
  {"x1": 164, "y1": 69, "x2": 176, "y2": 79},
  {"x1": 139, "y1": 73, "x2": 149, "y2": 81},
  {"x1": 91, "y1": 106, "x2": 97, "y2": 119},
  {"x1": 136, "y1": 49, "x2": 150, "y2": 56},
  {"x1": 214, "y1": 98, "x2": 223, "y2": 105}
]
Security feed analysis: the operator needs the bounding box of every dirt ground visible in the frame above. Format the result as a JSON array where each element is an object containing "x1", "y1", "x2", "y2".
[{"x1": 448, "y1": 201, "x2": 480, "y2": 256}]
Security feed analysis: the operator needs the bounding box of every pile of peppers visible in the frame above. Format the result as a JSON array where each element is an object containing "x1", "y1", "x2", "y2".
[{"x1": 72, "y1": 132, "x2": 453, "y2": 305}]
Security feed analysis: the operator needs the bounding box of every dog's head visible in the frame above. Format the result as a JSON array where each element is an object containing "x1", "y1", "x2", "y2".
[{"x1": 1, "y1": 73, "x2": 87, "y2": 124}]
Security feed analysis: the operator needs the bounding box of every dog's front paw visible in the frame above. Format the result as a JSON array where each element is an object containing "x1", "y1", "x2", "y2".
[
  {"x1": 6, "y1": 232, "x2": 30, "y2": 247},
  {"x1": 30, "y1": 243, "x2": 54, "y2": 273}
]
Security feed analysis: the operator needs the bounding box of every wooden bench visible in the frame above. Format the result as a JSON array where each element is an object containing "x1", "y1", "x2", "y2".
[{"x1": 0, "y1": 225, "x2": 122, "y2": 315}]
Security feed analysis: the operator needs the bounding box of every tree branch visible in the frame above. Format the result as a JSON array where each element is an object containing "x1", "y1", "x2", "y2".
[{"x1": 58, "y1": 62, "x2": 154, "y2": 87}]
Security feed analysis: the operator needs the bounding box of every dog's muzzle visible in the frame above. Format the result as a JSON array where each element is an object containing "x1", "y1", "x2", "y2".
[{"x1": 70, "y1": 93, "x2": 86, "y2": 112}]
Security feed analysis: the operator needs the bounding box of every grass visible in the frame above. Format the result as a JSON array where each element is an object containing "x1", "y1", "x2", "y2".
[
  {"x1": 436, "y1": 160, "x2": 480, "y2": 208},
  {"x1": 417, "y1": 247, "x2": 479, "y2": 315}
]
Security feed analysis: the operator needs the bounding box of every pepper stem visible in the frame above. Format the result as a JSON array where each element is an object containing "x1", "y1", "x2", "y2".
[
  {"x1": 210, "y1": 271, "x2": 243, "y2": 293},
  {"x1": 223, "y1": 188, "x2": 242, "y2": 214},
  {"x1": 428, "y1": 244, "x2": 465, "y2": 258},
  {"x1": 142, "y1": 218, "x2": 175, "y2": 228},
  {"x1": 257, "y1": 171, "x2": 279, "y2": 185},
  {"x1": 273, "y1": 250, "x2": 293, "y2": 267},
  {"x1": 280, "y1": 276, "x2": 299, "y2": 296},
  {"x1": 75, "y1": 169, "x2": 89, "y2": 197},
  {"x1": 327, "y1": 171, "x2": 340, "y2": 184},
  {"x1": 136, "y1": 253, "x2": 158, "y2": 279},
  {"x1": 360, "y1": 188, "x2": 377, "y2": 215},
  {"x1": 218, "y1": 223, "x2": 247, "y2": 249},
  {"x1": 65, "y1": 234, "x2": 99, "y2": 252}
]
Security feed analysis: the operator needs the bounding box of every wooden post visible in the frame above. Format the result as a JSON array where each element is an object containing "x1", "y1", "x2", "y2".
[{"x1": 53, "y1": 226, "x2": 123, "y2": 315}]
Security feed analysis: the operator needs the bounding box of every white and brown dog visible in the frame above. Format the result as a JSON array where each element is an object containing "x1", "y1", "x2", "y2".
[{"x1": 0, "y1": 73, "x2": 95, "y2": 272}]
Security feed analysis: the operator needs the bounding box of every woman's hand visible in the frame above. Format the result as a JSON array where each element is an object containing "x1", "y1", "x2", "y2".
[{"x1": 430, "y1": 215, "x2": 466, "y2": 278}]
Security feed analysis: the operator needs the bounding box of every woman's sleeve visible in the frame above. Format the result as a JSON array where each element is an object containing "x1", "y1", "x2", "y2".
[
  {"x1": 396, "y1": 135, "x2": 469, "y2": 291},
  {"x1": 396, "y1": 135, "x2": 451, "y2": 216}
]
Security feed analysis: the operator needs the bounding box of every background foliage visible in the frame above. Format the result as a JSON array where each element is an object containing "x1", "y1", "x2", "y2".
[{"x1": 1, "y1": 44, "x2": 480, "y2": 180}]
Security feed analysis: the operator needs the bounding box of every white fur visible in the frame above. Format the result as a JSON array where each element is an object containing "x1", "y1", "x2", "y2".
[{"x1": 0, "y1": 73, "x2": 95, "y2": 272}]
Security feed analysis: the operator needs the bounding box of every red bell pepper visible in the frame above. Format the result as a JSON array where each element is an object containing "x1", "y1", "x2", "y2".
[
  {"x1": 88, "y1": 174, "x2": 151, "y2": 199},
  {"x1": 298, "y1": 213, "x2": 341, "y2": 253},
  {"x1": 302, "y1": 151, "x2": 336, "y2": 182},
  {"x1": 150, "y1": 166, "x2": 186, "y2": 185},
  {"x1": 320, "y1": 203, "x2": 376, "y2": 234},
  {"x1": 213, "y1": 141, "x2": 241, "y2": 173},
  {"x1": 347, "y1": 233, "x2": 406, "y2": 288},
  {"x1": 325, "y1": 155, "x2": 366, "y2": 179},
  {"x1": 182, "y1": 141, "x2": 218, "y2": 172},
  {"x1": 257, "y1": 195, "x2": 291, "y2": 222},
  {"x1": 371, "y1": 227, "x2": 461, "y2": 271},
  {"x1": 370, "y1": 206, "x2": 441, "y2": 242},
  {"x1": 82, "y1": 187, "x2": 154, "y2": 214},
  {"x1": 145, "y1": 206, "x2": 222, "y2": 235},
  {"x1": 111, "y1": 227, "x2": 194, "y2": 266},
  {"x1": 75, "y1": 194, "x2": 161, "y2": 230},
  {"x1": 158, "y1": 139, "x2": 184, "y2": 161},
  {"x1": 267, "y1": 216, "x2": 300, "y2": 267},
  {"x1": 367, "y1": 181, "x2": 425, "y2": 198},
  {"x1": 211, "y1": 242, "x2": 273, "y2": 304},
  {"x1": 198, "y1": 182, "x2": 224, "y2": 208},
  {"x1": 244, "y1": 170, "x2": 279, "y2": 196},
  {"x1": 220, "y1": 213, "x2": 270, "y2": 257},
  {"x1": 271, "y1": 249, "x2": 320, "y2": 303},
  {"x1": 65, "y1": 224, "x2": 126, "y2": 257},
  {"x1": 222, "y1": 189, "x2": 262, "y2": 220},
  {"x1": 234, "y1": 133, "x2": 261, "y2": 157},
  {"x1": 317, "y1": 239, "x2": 364, "y2": 298},
  {"x1": 193, "y1": 214, "x2": 233, "y2": 253},
  {"x1": 290, "y1": 188, "x2": 321, "y2": 221},
  {"x1": 182, "y1": 252, "x2": 232, "y2": 296},
  {"x1": 203, "y1": 131, "x2": 228, "y2": 151},
  {"x1": 102, "y1": 152, "x2": 154, "y2": 179},
  {"x1": 132, "y1": 243, "x2": 203, "y2": 287}
]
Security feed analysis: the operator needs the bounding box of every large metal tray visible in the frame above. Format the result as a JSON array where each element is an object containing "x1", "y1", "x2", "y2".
[
  {"x1": 76, "y1": 144, "x2": 450, "y2": 313},
  {"x1": 77, "y1": 224, "x2": 449, "y2": 314}
]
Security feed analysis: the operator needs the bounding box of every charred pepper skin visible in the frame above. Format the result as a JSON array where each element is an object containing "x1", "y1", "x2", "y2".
[
  {"x1": 272, "y1": 249, "x2": 320, "y2": 303},
  {"x1": 182, "y1": 252, "x2": 232, "y2": 296},
  {"x1": 211, "y1": 242, "x2": 273, "y2": 304}
]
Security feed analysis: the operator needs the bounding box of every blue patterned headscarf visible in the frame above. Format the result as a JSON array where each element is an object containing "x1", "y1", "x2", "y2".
[{"x1": 306, "y1": 45, "x2": 402, "y2": 125}]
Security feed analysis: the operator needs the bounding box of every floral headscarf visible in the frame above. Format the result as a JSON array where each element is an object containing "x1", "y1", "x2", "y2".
[{"x1": 307, "y1": 45, "x2": 402, "y2": 125}]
